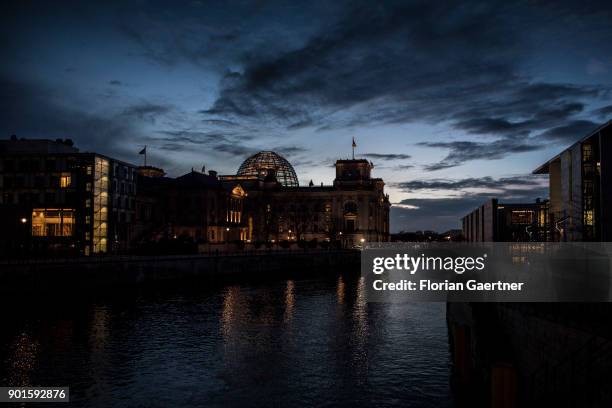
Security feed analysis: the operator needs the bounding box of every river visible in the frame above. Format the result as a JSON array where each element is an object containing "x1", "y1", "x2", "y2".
[{"x1": 0, "y1": 272, "x2": 453, "y2": 407}]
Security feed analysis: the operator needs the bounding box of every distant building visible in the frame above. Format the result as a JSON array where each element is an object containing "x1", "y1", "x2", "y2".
[
  {"x1": 533, "y1": 120, "x2": 612, "y2": 241},
  {"x1": 219, "y1": 151, "x2": 391, "y2": 247},
  {"x1": 137, "y1": 151, "x2": 391, "y2": 249},
  {"x1": 0, "y1": 137, "x2": 137, "y2": 256},
  {"x1": 462, "y1": 198, "x2": 549, "y2": 242}
]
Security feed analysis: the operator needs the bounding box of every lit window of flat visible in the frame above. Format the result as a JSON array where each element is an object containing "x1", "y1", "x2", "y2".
[
  {"x1": 60, "y1": 173, "x2": 71, "y2": 188},
  {"x1": 31, "y1": 209, "x2": 75, "y2": 237}
]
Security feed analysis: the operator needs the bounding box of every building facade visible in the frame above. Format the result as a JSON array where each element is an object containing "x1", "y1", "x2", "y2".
[
  {"x1": 135, "y1": 169, "x2": 248, "y2": 245},
  {"x1": 1, "y1": 139, "x2": 390, "y2": 257},
  {"x1": 533, "y1": 120, "x2": 612, "y2": 241},
  {"x1": 135, "y1": 151, "x2": 391, "y2": 249},
  {"x1": 219, "y1": 152, "x2": 391, "y2": 247},
  {"x1": 0, "y1": 137, "x2": 137, "y2": 256},
  {"x1": 462, "y1": 198, "x2": 549, "y2": 242}
]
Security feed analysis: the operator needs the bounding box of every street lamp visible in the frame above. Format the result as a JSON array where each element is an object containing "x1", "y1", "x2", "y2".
[
  {"x1": 360, "y1": 238, "x2": 365, "y2": 243},
  {"x1": 20, "y1": 217, "x2": 27, "y2": 224}
]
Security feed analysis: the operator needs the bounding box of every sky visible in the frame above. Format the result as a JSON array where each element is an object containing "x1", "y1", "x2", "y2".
[{"x1": 1, "y1": 0, "x2": 612, "y2": 232}]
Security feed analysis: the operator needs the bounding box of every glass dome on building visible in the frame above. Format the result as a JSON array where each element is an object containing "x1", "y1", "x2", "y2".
[{"x1": 237, "y1": 151, "x2": 299, "y2": 187}]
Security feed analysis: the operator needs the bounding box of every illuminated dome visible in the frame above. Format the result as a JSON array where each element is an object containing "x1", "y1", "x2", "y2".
[{"x1": 237, "y1": 151, "x2": 299, "y2": 187}]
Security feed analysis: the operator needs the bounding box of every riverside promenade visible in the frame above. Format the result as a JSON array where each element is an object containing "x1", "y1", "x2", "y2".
[{"x1": 0, "y1": 249, "x2": 360, "y2": 293}]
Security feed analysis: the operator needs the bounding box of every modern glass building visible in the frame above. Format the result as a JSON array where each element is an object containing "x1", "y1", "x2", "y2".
[
  {"x1": 533, "y1": 120, "x2": 612, "y2": 241},
  {"x1": 0, "y1": 137, "x2": 137, "y2": 256}
]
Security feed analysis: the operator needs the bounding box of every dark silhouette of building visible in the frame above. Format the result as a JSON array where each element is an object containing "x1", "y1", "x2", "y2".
[
  {"x1": 134, "y1": 169, "x2": 247, "y2": 247},
  {"x1": 136, "y1": 151, "x2": 390, "y2": 250}
]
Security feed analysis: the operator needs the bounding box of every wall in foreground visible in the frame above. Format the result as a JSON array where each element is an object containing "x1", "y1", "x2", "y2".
[{"x1": 447, "y1": 302, "x2": 612, "y2": 407}]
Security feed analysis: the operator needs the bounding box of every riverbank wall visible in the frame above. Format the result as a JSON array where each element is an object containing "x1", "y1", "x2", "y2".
[
  {"x1": 447, "y1": 302, "x2": 612, "y2": 407},
  {"x1": 0, "y1": 250, "x2": 360, "y2": 293}
]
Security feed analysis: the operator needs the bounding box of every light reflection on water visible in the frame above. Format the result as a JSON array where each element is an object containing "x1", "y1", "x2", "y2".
[{"x1": 0, "y1": 274, "x2": 453, "y2": 407}]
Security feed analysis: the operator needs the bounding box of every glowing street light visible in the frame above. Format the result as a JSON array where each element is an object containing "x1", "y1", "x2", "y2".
[
  {"x1": 20, "y1": 218, "x2": 27, "y2": 224},
  {"x1": 360, "y1": 238, "x2": 365, "y2": 243}
]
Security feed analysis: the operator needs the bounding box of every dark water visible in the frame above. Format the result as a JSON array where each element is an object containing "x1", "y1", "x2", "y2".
[{"x1": 0, "y1": 273, "x2": 453, "y2": 407}]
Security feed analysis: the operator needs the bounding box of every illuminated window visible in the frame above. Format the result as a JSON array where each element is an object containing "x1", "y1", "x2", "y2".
[
  {"x1": 85, "y1": 199, "x2": 91, "y2": 208},
  {"x1": 585, "y1": 210, "x2": 594, "y2": 226},
  {"x1": 31, "y1": 209, "x2": 75, "y2": 237},
  {"x1": 60, "y1": 173, "x2": 71, "y2": 188},
  {"x1": 93, "y1": 157, "x2": 109, "y2": 253},
  {"x1": 86, "y1": 182, "x2": 92, "y2": 192}
]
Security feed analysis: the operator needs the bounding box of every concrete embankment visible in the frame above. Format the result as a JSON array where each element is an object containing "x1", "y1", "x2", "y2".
[
  {"x1": 0, "y1": 250, "x2": 360, "y2": 293},
  {"x1": 447, "y1": 302, "x2": 612, "y2": 407}
]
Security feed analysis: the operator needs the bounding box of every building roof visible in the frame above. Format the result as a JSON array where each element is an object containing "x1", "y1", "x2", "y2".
[
  {"x1": 533, "y1": 120, "x2": 611, "y2": 174},
  {"x1": 0, "y1": 137, "x2": 79, "y2": 154},
  {"x1": 174, "y1": 170, "x2": 221, "y2": 188},
  {"x1": 237, "y1": 151, "x2": 299, "y2": 187},
  {"x1": 336, "y1": 159, "x2": 371, "y2": 164}
]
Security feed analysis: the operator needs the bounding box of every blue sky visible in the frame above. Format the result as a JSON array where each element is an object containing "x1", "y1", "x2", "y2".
[{"x1": 2, "y1": 0, "x2": 611, "y2": 232}]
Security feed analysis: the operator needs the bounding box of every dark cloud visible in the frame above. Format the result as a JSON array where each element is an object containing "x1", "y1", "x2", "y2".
[
  {"x1": 0, "y1": 77, "x2": 125, "y2": 156},
  {"x1": 393, "y1": 164, "x2": 414, "y2": 170},
  {"x1": 109, "y1": 80, "x2": 122, "y2": 86},
  {"x1": 205, "y1": 1, "x2": 520, "y2": 127},
  {"x1": 272, "y1": 146, "x2": 307, "y2": 157},
  {"x1": 150, "y1": 130, "x2": 252, "y2": 158},
  {"x1": 201, "y1": 2, "x2": 608, "y2": 147},
  {"x1": 394, "y1": 175, "x2": 545, "y2": 192},
  {"x1": 121, "y1": 103, "x2": 173, "y2": 123},
  {"x1": 363, "y1": 153, "x2": 411, "y2": 160},
  {"x1": 454, "y1": 118, "x2": 532, "y2": 137},
  {"x1": 0, "y1": 75, "x2": 180, "y2": 170},
  {"x1": 391, "y1": 178, "x2": 549, "y2": 232},
  {"x1": 211, "y1": 143, "x2": 252, "y2": 157},
  {"x1": 418, "y1": 139, "x2": 546, "y2": 171},
  {"x1": 593, "y1": 105, "x2": 612, "y2": 119},
  {"x1": 537, "y1": 120, "x2": 600, "y2": 142}
]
